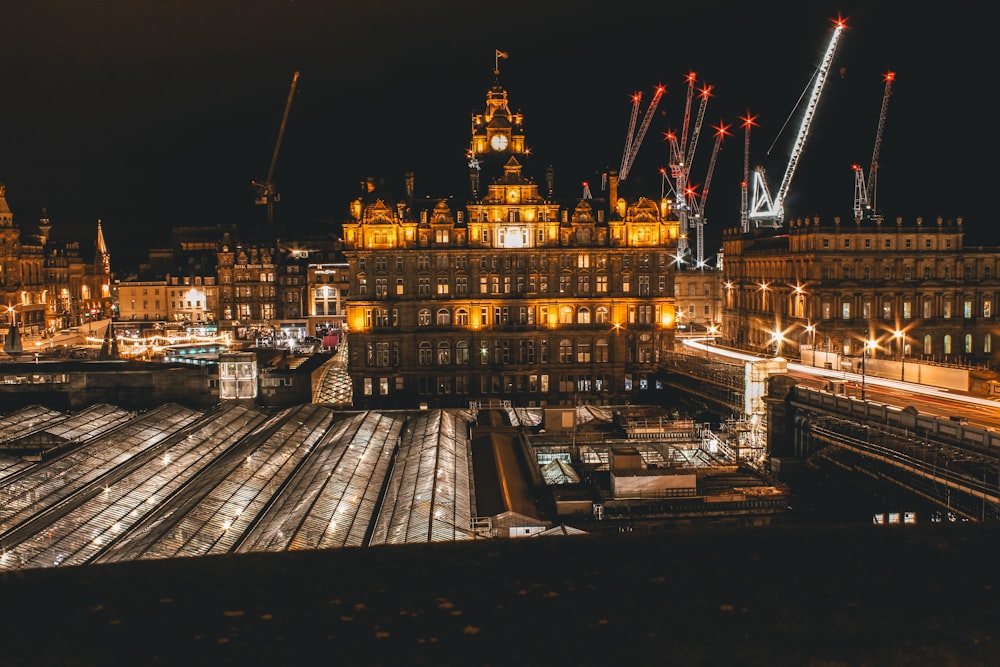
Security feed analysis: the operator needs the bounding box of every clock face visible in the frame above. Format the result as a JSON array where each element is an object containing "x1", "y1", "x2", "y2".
[{"x1": 490, "y1": 133, "x2": 509, "y2": 151}]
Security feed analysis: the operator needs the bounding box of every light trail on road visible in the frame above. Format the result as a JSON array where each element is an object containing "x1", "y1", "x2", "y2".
[{"x1": 681, "y1": 338, "x2": 1000, "y2": 411}]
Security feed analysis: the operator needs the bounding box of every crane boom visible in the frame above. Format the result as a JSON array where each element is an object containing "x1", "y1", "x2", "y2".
[
  {"x1": 684, "y1": 84, "x2": 712, "y2": 174},
  {"x1": 254, "y1": 70, "x2": 300, "y2": 225},
  {"x1": 619, "y1": 92, "x2": 642, "y2": 178},
  {"x1": 695, "y1": 121, "x2": 730, "y2": 217},
  {"x1": 866, "y1": 70, "x2": 895, "y2": 209},
  {"x1": 750, "y1": 17, "x2": 846, "y2": 227},
  {"x1": 621, "y1": 85, "x2": 665, "y2": 181},
  {"x1": 679, "y1": 72, "x2": 697, "y2": 159}
]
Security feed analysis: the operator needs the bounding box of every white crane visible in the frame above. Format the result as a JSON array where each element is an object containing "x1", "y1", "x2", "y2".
[
  {"x1": 738, "y1": 111, "x2": 758, "y2": 232},
  {"x1": 665, "y1": 79, "x2": 713, "y2": 260},
  {"x1": 749, "y1": 17, "x2": 846, "y2": 228},
  {"x1": 690, "y1": 121, "x2": 730, "y2": 268},
  {"x1": 853, "y1": 70, "x2": 895, "y2": 220}
]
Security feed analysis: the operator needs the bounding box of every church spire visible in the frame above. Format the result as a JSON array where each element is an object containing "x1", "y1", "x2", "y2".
[{"x1": 95, "y1": 219, "x2": 111, "y2": 276}]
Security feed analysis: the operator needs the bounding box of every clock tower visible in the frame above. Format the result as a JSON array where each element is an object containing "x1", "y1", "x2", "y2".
[{"x1": 469, "y1": 83, "x2": 526, "y2": 159}]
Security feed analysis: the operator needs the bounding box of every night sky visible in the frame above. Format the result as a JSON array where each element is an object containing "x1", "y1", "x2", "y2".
[{"x1": 0, "y1": 0, "x2": 990, "y2": 271}]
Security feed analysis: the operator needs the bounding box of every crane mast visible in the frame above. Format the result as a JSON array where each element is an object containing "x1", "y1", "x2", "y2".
[
  {"x1": 852, "y1": 71, "x2": 894, "y2": 220},
  {"x1": 691, "y1": 121, "x2": 730, "y2": 268},
  {"x1": 866, "y1": 71, "x2": 895, "y2": 211},
  {"x1": 253, "y1": 70, "x2": 300, "y2": 225},
  {"x1": 739, "y1": 112, "x2": 757, "y2": 232},
  {"x1": 749, "y1": 17, "x2": 846, "y2": 227}
]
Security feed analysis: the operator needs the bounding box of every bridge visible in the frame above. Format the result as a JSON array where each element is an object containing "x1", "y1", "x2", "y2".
[{"x1": 663, "y1": 342, "x2": 1000, "y2": 521}]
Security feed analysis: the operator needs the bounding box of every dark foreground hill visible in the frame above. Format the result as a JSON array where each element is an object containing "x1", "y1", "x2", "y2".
[{"x1": 2, "y1": 523, "x2": 997, "y2": 666}]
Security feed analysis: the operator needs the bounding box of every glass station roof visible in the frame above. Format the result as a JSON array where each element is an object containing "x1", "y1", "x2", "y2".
[
  {"x1": 369, "y1": 410, "x2": 475, "y2": 545},
  {"x1": 0, "y1": 404, "x2": 484, "y2": 571}
]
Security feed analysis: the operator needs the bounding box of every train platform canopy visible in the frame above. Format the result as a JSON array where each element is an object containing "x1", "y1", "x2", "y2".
[{"x1": 0, "y1": 404, "x2": 490, "y2": 571}]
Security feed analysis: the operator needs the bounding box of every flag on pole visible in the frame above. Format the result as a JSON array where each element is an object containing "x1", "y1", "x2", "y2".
[{"x1": 494, "y1": 49, "x2": 509, "y2": 75}]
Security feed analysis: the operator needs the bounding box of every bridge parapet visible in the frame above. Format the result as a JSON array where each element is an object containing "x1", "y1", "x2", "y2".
[{"x1": 786, "y1": 384, "x2": 1000, "y2": 454}]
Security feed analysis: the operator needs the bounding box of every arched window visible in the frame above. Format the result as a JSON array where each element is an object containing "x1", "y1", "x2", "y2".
[
  {"x1": 923, "y1": 335, "x2": 932, "y2": 355},
  {"x1": 418, "y1": 309, "x2": 431, "y2": 326},
  {"x1": 437, "y1": 341, "x2": 451, "y2": 365},
  {"x1": 595, "y1": 306, "x2": 609, "y2": 324},
  {"x1": 418, "y1": 341, "x2": 432, "y2": 365},
  {"x1": 577, "y1": 307, "x2": 591, "y2": 324},
  {"x1": 559, "y1": 306, "x2": 574, "y2": 324},
  {"x1": 456, "y1": 308, "x2": 469, "y2": 326},
  {"x1": 456, "y1": 340, "x2": 469, "y2": 364},
  {"x1": 436, "y1": 308, "x2": 451, "y2": 325},
  {"x1": 944, "y1": 335, "x2": 952, "y2": 355},
  {"x1": 576, "y1": 340, "x2": 591, "y2": 362}
]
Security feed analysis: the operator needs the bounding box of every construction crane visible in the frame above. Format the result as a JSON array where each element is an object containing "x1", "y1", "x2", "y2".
[
  {"x1": 689, "y1": 121, "x2": 730, "y2": 269},
  {"x1": 662, "y1": 75, "x2": 713, "y2": 260},
  {"x1": 738, "y1": 111, "x2": 758, "y2": 232},
  {"x1": 619, "y1": 84, "x2": 666, "y2": 181},
  {"x1": 749, "y1": 16, "x2": 847, "y2": 228},
  {"x1": 253, "y1": 70, "x2": 300, "y2": 225},
  {"x1": 853, "y1": 70, "x2": 895, "y2": 220}
]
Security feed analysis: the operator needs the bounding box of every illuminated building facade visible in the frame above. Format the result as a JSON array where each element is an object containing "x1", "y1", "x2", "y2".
[
  {"x1": 673, "y1": 264, "x2": 724, "y2": 334},
  {"x1": 721, "y1": 215, "x2": 1000, "y2": 368},
  {"x1": 305, "y1": 248, "x2": 349, "y2": 339},
  {"x1": 343, "y1": 76, "x2": 678, "y2": 408},
  {"x1": 1, "y1": 185, "x2": 111, "y2": 344},
  {"x1": 217, "y1": 243, "x2": 278, "y2": 339},
  {"x1": 118, "y1": 280, "x2": 169, "y2": 321},
  {"x1": 167, "y1": 275, "x2": 217, "y2": 324}
]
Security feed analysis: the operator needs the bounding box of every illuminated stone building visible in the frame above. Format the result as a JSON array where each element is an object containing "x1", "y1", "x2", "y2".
[
  {"x1": 167, "y1": 275, "x2": 217, "y2": 326},
  {"x1": 673, "y1": 263, "x2": 724, "y2": 334},
  {"x1": 721, "y1": 214, "x2": 1000, "y2": 368},
  {"x1": 217, "y1": 242, "x2": 278, "y2": 340},
  {"x1": 343, "y1": 75, "x2": 679, "y2": 408},
  {"x1": 78, "y1": 220, "x2": 114, "y2": 324},
  {"x1": 305, "y1": 247, "x2": 349, "y2": 339},
  {"x1": 117, "y1": 280, "x2": 169, "y2": 321},
  {"x1": 0, "y1": 184, "x2": 47, "y2": 337},
  {"x1": 1, "y1": 185, "x2": 112, "y2": 345}
]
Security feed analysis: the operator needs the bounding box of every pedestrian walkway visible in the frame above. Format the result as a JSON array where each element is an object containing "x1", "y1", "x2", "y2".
[{"x1": 314, "y1": 338, "x2": 352, "y2": 406}]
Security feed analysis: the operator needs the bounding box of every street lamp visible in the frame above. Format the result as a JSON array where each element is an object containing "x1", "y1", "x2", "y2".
[
  {"x1": 893, "y1": 329, "x2": 905, "y2": 381},
  {"x1": 770, "y1": 327, "x2": 783, "y2": 357},
  {"x1": 861, "y1": 334, "x2": 876, "y2": 401},
  {"x1": 804, "y1": 323, "x2": 816, "y2": 366}
]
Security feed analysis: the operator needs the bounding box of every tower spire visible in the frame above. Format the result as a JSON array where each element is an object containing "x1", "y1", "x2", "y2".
[{"x1": 95, "y1": 219, "x2": 111, "y2": 276}]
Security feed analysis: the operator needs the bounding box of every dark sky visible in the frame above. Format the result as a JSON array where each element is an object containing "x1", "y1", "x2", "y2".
[{"x1": 0, "y1": 0, "x2": 990, "y2": 270}]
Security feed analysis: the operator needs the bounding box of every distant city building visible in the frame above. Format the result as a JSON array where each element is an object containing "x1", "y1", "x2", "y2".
[
  {"x1": 117, "y1": 280, "x2": 169, "y2": 321},
  {"x1": 0, "y1": 184, "x2": 111, "y2": 346},
  {"x1": 304, "y1": 246, "x2": 349, "y2": 341},
  {"x1": 166, "y1": 275, "x2": 217, "y2": 325},
  {"x1": 673, "y1": 261, "x2": 724, "y2": 333},
  {"x1": 217, "y1": 242, "x2": 278, "y2": 340},
  {"x1": 721, "y1": 214, "x2": 1000, "y2": 367},
  {"x1": 342, "y1": 75, "x2": 680, "y2": 408}
]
